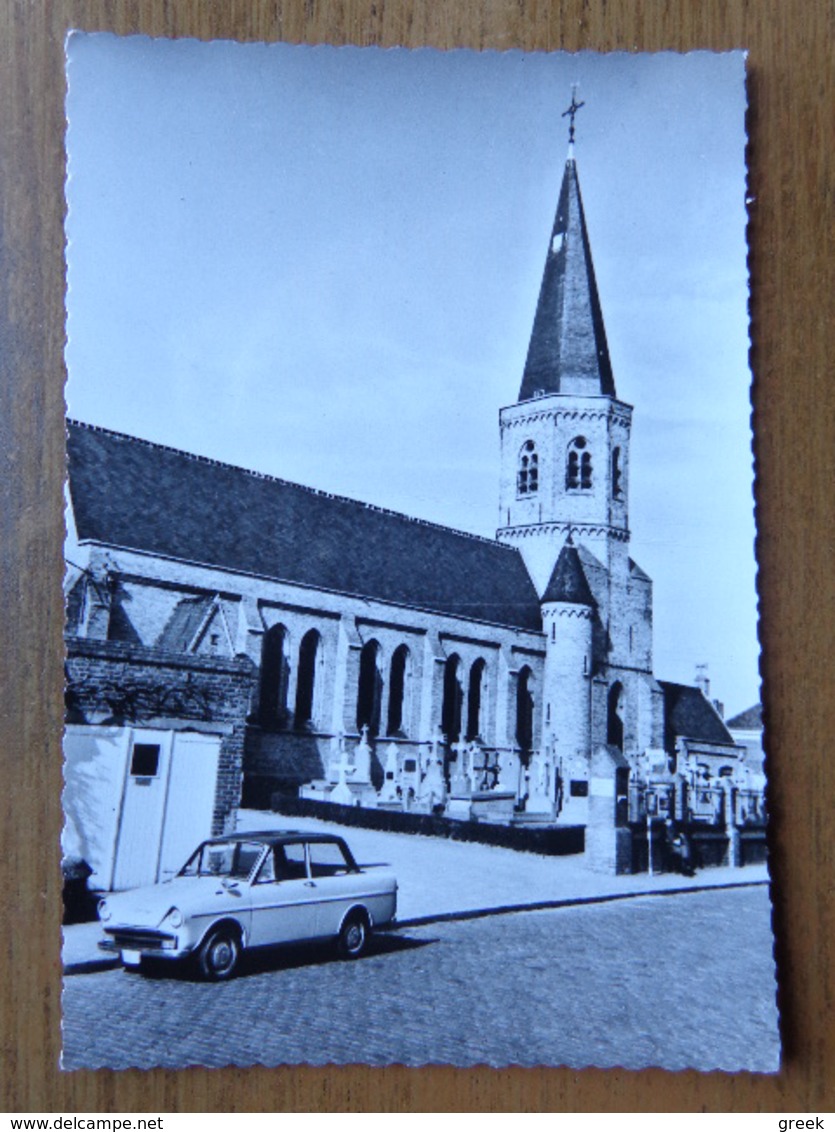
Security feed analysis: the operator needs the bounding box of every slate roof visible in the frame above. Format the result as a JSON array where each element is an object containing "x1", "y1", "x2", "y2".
[
  {"x1": 725, "y1": 704, "x2": 763, "y2": 730},
  {"x1": 67, "y1": 421, "x2": 543, "y2": 632},
  {"x1": 659, "y1": 680, "x2": 736, "y2": 749},
  {"x1": 519, "y1": 155, "x2": 616, "y2": 402},
  {"x1": 541, "y1": 540, "x2": 595, "y2": 606}
]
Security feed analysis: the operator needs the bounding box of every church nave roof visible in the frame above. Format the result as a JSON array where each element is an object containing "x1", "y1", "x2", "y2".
[{"x1": 67, "y1": 420, "x2": 543, "y2": 633}]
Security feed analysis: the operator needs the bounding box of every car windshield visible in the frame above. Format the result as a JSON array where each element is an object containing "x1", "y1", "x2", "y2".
[{"x1": 179, "y1": 840, "x2": 264, "y2": 880}]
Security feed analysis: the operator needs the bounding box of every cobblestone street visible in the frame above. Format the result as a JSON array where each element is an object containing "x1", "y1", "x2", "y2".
[{"x1": 62, "y1": 886, "x2": 779, "y2": 1073}]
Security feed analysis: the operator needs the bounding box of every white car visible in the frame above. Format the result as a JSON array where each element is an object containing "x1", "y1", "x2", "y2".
[{"x1": 97, "y1": 830, "x2": 397, "y2": 979}]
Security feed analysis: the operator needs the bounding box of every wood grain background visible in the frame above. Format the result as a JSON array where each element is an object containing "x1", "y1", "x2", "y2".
[{"x1": 1, "y1": 0, "x2": 833, "y2": 1113}]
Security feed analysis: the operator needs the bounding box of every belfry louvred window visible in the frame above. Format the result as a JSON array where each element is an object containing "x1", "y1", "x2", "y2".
[
  {"x1": 517, "y1": 440, "x2": 539, "y2": 496},
  {"x1": 567, "y1": 437, "x2": 592, "y2": 490}
]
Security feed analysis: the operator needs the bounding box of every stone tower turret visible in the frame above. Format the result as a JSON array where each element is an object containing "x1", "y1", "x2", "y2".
[{"x1": 540, "y1": 538, "x2": 594, "y2": 786}]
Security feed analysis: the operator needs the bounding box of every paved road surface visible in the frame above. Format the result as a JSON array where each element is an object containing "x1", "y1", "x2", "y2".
[{"x1": 62, "y1": 886, "x2": 779, "y2": 1072}]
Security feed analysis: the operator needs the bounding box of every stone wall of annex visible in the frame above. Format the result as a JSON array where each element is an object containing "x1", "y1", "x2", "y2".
[{"x1": 64, "y1": 636, "x2": 256, "y2": 833}]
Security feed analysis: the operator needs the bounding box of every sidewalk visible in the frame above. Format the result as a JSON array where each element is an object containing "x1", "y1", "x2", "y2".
[{"x1": 63, "y1": 808, "x2": 770, "y2": 974}]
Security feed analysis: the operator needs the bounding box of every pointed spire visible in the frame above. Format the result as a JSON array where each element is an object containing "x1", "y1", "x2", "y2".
[
  {"x1": 541, "y1": 540, "x2": 595, "y2": 606},
  {"x1": 518, "y1": 136, "x2": 615, "y2": 403}
]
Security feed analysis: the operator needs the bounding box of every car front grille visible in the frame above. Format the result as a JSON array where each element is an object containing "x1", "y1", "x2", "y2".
[{"x1": 106, "y1": 928, "x2": 176, "y2": 950}]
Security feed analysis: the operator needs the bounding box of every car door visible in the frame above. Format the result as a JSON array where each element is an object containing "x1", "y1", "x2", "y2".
[
  {"x1": 247, "y1": 842, "x2": 321, "y2": 948},
  {"x1": 306, "y1": 839, "x2": 367, "y2": 938}
]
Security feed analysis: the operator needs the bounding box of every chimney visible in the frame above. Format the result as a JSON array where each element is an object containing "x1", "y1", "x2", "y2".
[{"x1": 695, "y1": 663, "x2": 710, "y2": 700}]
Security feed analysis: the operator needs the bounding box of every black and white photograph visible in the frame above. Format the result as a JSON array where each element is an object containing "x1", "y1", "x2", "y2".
[{"x1": 61, "y1": 35, "x2": 778, "y2": 1072}]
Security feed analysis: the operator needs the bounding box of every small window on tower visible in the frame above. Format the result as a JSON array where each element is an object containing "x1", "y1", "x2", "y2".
[
  {"x1": 612, "y1": 447, "x2": 623, "y2": 497},
  {"x1": 567, "y1": 437, "x2": 592, "y2": 490},
  {"x1": 517, "y1": 440, "x2": 539, "y2": 496}
]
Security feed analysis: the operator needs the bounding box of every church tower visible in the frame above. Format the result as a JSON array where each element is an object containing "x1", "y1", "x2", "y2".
[
  {"x1": 497, "y1": 118, "x2": 632, "y2": 597},
  {"x1": 498, "y1": 98, "x2": 660, "y2": 767}
]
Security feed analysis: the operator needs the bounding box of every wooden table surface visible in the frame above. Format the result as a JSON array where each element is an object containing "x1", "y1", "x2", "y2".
[{"x1": 1, "y1": 0, "x2": 832, "y2": 1113}]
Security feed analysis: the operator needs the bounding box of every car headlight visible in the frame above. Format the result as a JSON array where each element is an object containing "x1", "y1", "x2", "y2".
[
  {"x1": 98, "y1": 898, "x2": 111, "y2": 923},
  {"x1": 162, "y1": 906, "x2": 183, "y2": 929}
]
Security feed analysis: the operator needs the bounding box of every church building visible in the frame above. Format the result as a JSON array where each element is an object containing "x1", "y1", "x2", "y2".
[{"x1": 63, "y1": 121, "x2": 761, "y2": 888}]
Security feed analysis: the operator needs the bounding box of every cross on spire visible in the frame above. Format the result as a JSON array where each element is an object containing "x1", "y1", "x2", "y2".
[{"x1": 561, "y1": 86, "x2": 585, "y2": 144}]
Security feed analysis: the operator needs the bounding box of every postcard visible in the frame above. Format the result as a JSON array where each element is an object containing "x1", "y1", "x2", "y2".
[{"x1": 61, "y1": 35, "x2": 777, "y2": 1071}]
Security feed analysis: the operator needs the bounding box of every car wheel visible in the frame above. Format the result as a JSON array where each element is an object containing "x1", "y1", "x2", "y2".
[
  {"x1": 337, "y1": 911, "x2": 369, "y2": 960},
  {"x1": 197, "y1": 926, "x2": 241, "y2": 981}
]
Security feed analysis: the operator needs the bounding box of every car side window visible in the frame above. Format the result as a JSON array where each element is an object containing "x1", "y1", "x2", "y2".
[
  {"x1": 233, "y1": 844, "x2": 264, "y2": 879},
  {"x1": 254, "y1": 850, "x2": 276, "y2": 884},
  {"x1": 274, "y1": 842, "x2": 308, "y2": 881},
  {"x1": 309, "y1": 841, "x2": 352, "y2": 878}
]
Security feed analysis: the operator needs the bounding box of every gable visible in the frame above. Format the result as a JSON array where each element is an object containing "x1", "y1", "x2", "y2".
[
  {"x1": 67, "y1": 421, "x2": 543, "y2": 633},
  {"x1": 191, "y1": 601, "x2": 235, "y2": 657}
]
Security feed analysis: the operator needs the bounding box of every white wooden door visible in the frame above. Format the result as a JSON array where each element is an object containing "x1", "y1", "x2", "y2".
[
  {"x1": 157, "y1": 732, "x2": 222, "y2": 881},
  {"x1": 111, "y1": 730, "x2": 172, "y2": 891}
]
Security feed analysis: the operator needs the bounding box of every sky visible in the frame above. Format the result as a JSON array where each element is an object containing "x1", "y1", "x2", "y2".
[{"x1": 64, "y1": 36, "x2": 758, "y2": 716}]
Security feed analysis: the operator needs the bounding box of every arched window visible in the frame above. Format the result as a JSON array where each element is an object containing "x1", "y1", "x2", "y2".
[
  {"x1": 441, "y1": 654, "x2": 463, "y2": 743},
  {"x1": 387, "y1": 644, "x2": 411, "y2": 736},
  {"x1": 516, "y1": 666, "x2": 534, "y2": 753},
  {"x1": 466, "y1": 658, "x2": 486, "y2": 741},
  {"x1": 612, "y1": 446, "x2": 623, "y2": 497},
  {"x1": 294, "y1": 629, "x2": 321, "y2": 729},
  {"x1": 567, "y1": 436, "x2": 592, "y2": 490},
  {"x1": 356, "y1": 639, "x2": 383, "y2": 736},
  {"x1": 259, "y1": 622, "x2": 291, "y2": 727},
  {"x1": 517, "y1": 440, "x2": 539, "y2": 496},
  {"x1": 607, "y1": 682, "x2": 624, "y2": 751}
]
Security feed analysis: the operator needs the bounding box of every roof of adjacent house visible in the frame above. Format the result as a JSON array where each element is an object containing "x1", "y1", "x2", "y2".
[
  {"x1": 518, "y1": 154, "x2": 616, "y2": 402},
  {"x1": 67, "y1": 421, "x2": 543, "y2": 632},
  {"x1": 725, "y1": 704, "x2": 763, "y2": 730},
  {"x1": 659, "y1": 680, "x2": 736, "y2": 748}
]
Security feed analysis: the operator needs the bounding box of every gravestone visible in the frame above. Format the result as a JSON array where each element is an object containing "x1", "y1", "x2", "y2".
[
  {"x1": 586, "y1": 744, "x2": 634, "y2": 874},
  {"x1": 526, "y1": 748, "x2": 555, "y2": 817},
  {"x1": 417, "y1": 734, "x2": 446, "y2": 810},
  {"x1": 377, "y1": 741, "x2": 401, "y2": 809}
]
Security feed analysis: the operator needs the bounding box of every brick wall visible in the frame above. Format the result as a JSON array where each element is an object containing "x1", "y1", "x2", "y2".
[{"x1": 65, "y1": 636, "x2": 256, "y2": 833}]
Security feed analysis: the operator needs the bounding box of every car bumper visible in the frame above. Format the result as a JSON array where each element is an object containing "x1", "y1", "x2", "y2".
[{"x1": 99, "y1": 928, "x2": 195, "y2": 962}]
